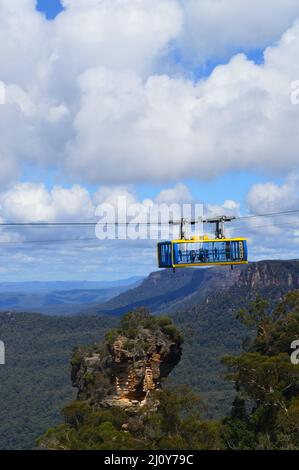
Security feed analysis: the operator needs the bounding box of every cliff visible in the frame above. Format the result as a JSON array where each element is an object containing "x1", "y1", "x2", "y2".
[
  {"x1": 83, "y1": 260, "x2": 299, "y2": 316},
  {"x1": 71, "y1": 309, "x2": 182, "y2": 410},
  {"x1": 237, "y1": 260, "x2": 299, "y2": 289}
]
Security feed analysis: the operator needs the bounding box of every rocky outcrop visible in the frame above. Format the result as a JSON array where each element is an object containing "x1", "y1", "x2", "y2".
[
  {"x1": 71, "y1": 310, "x2": 182, "y2": 410},
  {"x1": 237, "y1": 261, "x2": 299, "y2": 290}
]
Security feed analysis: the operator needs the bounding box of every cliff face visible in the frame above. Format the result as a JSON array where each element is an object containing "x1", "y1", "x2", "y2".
[
  {"x1": 85, "y1": 260, "x2": 299, "y2": 316},
  {"x1": 71, "y1": 311, "x2": 182, "y2": 410},
  {"x1": 237, "y1": 261, "x2": 299, "y2": 290}
]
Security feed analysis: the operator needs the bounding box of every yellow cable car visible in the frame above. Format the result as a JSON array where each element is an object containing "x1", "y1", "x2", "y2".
[{"x1": 157, "y1": 216, "x2": 248, "y2": 270}]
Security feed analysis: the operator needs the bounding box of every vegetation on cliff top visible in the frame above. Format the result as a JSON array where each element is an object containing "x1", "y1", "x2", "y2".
[{"x1": 105, "y1": 308, "x2": 184, "y2": 345}]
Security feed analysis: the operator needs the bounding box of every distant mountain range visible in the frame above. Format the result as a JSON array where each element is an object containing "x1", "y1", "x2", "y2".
[
  {"x1": 3, "y1": 260, "x2": 298, "y2": 317},
  {"x1": 0, "y1": 276, "x2": 144, "y2": 292},
  {"x1": 0, "y1": 276, "x2": 144, "y2": 315}
]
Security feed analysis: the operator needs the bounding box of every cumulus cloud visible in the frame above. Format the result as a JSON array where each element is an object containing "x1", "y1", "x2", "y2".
[
  {"x1": 155, "y1": 183, "x2": 193, "y2": 204},
  {"x1": 0, "y1": 0, "x2": 299, "y2": 186},
  {"x1": 0, "y1": 181, "x2": 193, "y2": 279},
  {"x1": 0, "y1": 0, "x2": 182, "y2": 182},
  {"x1": 220, "y1": 176, "x2": 299, "y2": 261},
  {"x1": 57, "y1": 0, "x2": 182, "y2": 76},
  {"x1": 94, "y1": 185, "x2": 137, "y2": 207},
  {"x1": 0, "y1": 183, "x2": 95, "y2": 222},
  {"x1": 206, "y1": 200, "x2": 240, "y2": 218},
  {"x1": 247, "y1": 175, "x2": 299, "y2": 214},
  {"x1": 0, "y1": 181, "x2": 194, "y2": 235},
  {"x1": 67, "y1": 37, "x2": 299, "y2": 183},
  {"x1": 0, "y1": 179, "x2": 297, "y2": 279},
  {"x1": 177, "y1": 0, "x2": 299, "y2": 63}
]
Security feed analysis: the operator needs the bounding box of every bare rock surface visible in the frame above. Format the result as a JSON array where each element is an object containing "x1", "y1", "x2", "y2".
[{"x1": 71, "y1": 309, "x2": 182, "y2": 410}]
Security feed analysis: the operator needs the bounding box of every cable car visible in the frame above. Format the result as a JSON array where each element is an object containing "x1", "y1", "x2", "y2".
[{"x1": 157, "y1": 216, "x2": 248, "y2": 269}]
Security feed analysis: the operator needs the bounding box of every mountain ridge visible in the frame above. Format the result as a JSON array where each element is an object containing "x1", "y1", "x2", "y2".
[
  {"x1": 81, "y1": 259, "x2": 299, "y2": 316},
  {"x1": 0, "y1": 277, "x2": 144, "y2": 315}
]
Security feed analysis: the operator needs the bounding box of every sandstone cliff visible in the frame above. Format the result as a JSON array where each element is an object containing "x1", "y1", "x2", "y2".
[
  {"x1": 83, "y1": 260, "x2": 299, "y2": 316},
  {"x1": 71, "y1": 309, "x2": 182, "y2": 410}
]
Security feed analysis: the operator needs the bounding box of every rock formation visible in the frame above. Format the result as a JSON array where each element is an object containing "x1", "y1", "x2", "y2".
[{"x1": 71, "y1": 309, "x2": 182, "y2": 410}]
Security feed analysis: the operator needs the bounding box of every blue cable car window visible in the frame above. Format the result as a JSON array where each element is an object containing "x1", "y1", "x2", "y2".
[
  {"x1": 158, "y1": 242, "x2": 172, "y2": 267},
  {"x1": 173, "y1": 240, "x2": 247, "y2": 265}
]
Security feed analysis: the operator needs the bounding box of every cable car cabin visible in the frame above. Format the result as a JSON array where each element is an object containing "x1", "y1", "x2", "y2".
[{"x1": 157, "y1": 237, "x2": 248, "y2": 269}]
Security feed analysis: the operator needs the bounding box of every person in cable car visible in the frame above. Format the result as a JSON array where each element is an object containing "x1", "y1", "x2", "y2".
[{"x1": 157, "y1": 216, "x2": 248, "y2": 269}]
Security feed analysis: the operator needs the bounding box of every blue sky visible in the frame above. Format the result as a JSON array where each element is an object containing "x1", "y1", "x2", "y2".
[
  {"x1": 0, "y1": 1, "x2": 298, "y2": 281},
  {"x1": 36, "y1": 0, "x2": 63, "y2": 19}
]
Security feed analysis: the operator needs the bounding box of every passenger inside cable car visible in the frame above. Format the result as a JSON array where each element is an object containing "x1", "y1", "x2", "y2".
[{"x1": 157, "y1": 238, "x2": 248, "y2": 269}]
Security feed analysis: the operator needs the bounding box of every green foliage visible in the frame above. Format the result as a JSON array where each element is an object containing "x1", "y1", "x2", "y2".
[
  {"x1": 120, "y1": 308, "x2": 151, "y2": 331},
  {"x1": 63, "y1": 401, "x2": 90, "y2": 429},
  {"x1": 222, "y1": 291, "x2": 299, "y2": 450},
  {"x1": 103, "y1": 308, "x2": 184, "y2": 360},
  {"x1": 118, "y1": 308, "x2": 183, "y2": 344},
  {"x1": 38, "y1": 401, "x2": 142, "y2": 450},
  {"x1": 141, "y1": 385, "x2": 223, "y2": 449},
  {"x1": 38, "y1": 385, "x2": 223, "y2": 450},
  {"x1": 0, "y1": 312, "x2": 118, "y2": 450},
  {"x1": 237, "y1": 295, "x2": 270, "y2": 329},
  {"x1": 105, "y1": 328, "x2": 119, "y2": 345}
]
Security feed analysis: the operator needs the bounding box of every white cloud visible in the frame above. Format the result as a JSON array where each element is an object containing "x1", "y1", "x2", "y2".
[
  {"x1": 94, "y1": 185, "x2": 137, "y2": 207},
  {"x1": 57, "y1": 0, "x2": 182, "y2": 77},
  {"x1": 66, "y1": 37, "x2": 299, "y2": 183},
  {"x1": 206, "y1": 200, "x2": 240, "y2": 218},
  {"x1": 0, "y1": 179, "x2": 297, "y2": 280},
  {"x1": 177, "y1": 0, "x2": 299, "y2": 64},
  {"x1": 155, "y1": 183, "x2": 193, "y2": 204},
  {"x1": 93, "y1": 184, "x2": 193, "y2": 243},
  {"x1": 0, "y1": 183, "x2": 95, "y2": 222},
  {"x1": 247, "y1": 175, "x2": 299, "y2": 214},
  {"x1": 0, "y1": 181, "x2": 161, "y2": 280},
  {"x1": 222, "y1": 176, "x2": 299, "y2": 261},
  {"x1": 0, "y1": 0, "x2": 299, "y2": 187},
  {"x1": 0, "y1": 0, "x2": 183, "y2": 183},
  {"x1": 0, "y1": 181, "x2": 194, "y2": 234}
]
